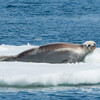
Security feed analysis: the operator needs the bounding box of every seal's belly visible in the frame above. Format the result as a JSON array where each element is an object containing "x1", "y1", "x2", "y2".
[{"x1": 15, "y1": 51, "x2": 84, "y2": 63}]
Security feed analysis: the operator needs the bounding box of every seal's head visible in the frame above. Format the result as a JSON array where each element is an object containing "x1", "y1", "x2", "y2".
[{"x1": 83, "y1": 41, "x2": 96, "y2": 52}]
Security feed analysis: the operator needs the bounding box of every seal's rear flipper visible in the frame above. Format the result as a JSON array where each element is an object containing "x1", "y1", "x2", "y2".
[{"x1": 0, "y1": 56, "x2": 15, "y2": 61}]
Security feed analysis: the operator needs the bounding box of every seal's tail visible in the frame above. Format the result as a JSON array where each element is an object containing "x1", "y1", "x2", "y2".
[{"x1": 0, "y1": 56, "x2": 15, "y2": 61}]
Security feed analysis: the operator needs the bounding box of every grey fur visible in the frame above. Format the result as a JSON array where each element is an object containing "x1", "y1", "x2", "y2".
[{"x1": 0, "y1": 42, "x2": 96, "y2": 63}]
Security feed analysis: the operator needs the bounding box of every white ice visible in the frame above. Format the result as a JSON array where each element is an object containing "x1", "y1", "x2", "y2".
[{"x1": 0, "y1": 44, "x2": 100, "y2": 87}]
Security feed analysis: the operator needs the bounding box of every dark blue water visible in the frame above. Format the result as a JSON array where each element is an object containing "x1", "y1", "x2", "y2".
[
  {"x1": 1, "y1": 86, "x2": 100, "y2": 100},
  {"x1": 0, "y1": 0, "x2": 100, "y2": 46},
  {"x1": 0, "y1": 0, "x2": 100, "y2": 99}
]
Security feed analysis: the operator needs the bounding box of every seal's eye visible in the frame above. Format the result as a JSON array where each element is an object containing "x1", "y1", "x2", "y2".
[{"x1": 88, "y1": 44, "x2": 91, "y2": 47}]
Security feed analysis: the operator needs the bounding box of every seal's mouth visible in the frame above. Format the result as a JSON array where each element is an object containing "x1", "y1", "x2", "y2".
[
  {"x1": 90, "y1": 46, "x2": 96, "y2": 51},
  {"x1": 92, "y1": 46, "x2": 96, "y2": 50}
]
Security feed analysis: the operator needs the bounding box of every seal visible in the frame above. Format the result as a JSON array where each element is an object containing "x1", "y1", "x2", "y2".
[{"x1": 0, "y1": 41, "x2": 96, "y2": 63}]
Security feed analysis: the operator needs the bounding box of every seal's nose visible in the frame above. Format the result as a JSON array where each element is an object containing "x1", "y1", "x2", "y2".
[
  {"x1": 92, "y1": 44, "x2": 96, "y2": 50},
  {"x1": 92, "y1": 43, "x2": 96, "y2": 47},
  {"x1": 94, "y1": 43, "x2": 96, "y2": 46}
]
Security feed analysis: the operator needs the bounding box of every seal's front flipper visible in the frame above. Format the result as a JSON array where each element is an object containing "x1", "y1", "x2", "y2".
[{"x1": 62, "y1": 59, "x2": 72, "y2": 63}]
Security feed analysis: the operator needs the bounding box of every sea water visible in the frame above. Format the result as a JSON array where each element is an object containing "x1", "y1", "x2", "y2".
[{"x1": 0, "y1": 0, "x2": 100, "y2": 100}]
